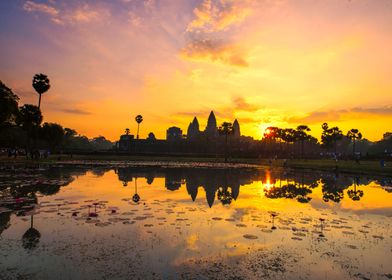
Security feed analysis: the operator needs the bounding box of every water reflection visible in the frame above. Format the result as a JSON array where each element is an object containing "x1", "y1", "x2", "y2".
[
  {"x1": 22, "y1": 213, "x2": 40, "y2": 250},
  {"x1": 1, "y1": 166, "x2": 392, "y2": 215},
  {"x1": 1, "y1": 165, "x2": 392, "y2": 279}
]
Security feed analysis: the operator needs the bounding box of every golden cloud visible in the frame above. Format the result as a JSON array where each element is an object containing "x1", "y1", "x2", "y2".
[
  {"x1": 187, "y1": 0, "x2": 252, "y2": 33},
  {"x1": 181, "y1": 38, "x2": 248, "y2": 67},
  {"x1": 23, "y1": 1, "x2": 59, "y2": 16},
  {"x1": 23, "y1": 1, "x2": 107, "y2": 25},
  {"x1": 288, "y1": 106, "x2": 392, "y2": 124}
]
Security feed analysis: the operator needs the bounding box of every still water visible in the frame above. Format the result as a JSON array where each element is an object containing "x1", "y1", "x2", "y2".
[{"x1": 1, "y1": 164, "x2": 392, "y2": 280}]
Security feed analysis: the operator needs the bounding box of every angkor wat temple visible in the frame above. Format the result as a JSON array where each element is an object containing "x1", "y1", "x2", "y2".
[
  {"x1": 186, "y1": 111, "x2": 241, "y2": 140},
  {"x1": 118, "y1": 111, "x2": 257, "y2": 157}
]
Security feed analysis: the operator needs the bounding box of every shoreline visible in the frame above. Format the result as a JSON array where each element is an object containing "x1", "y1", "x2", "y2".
[{"x1": 0, "y1": 155, "x2": 391, "y2": 177}]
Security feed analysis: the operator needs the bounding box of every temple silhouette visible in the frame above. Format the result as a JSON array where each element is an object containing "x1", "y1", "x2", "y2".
[
  {"x1": 115, "y1": 167, "x2": 258, "y2": 207},
  {"x1": 118, "y1": 111, "x2": 253, "y2": 156}
]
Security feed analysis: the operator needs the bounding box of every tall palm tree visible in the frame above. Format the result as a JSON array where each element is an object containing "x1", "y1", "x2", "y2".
[
  {"x1": 135, "y1": 115, "x2": 143, "y2": 139},
  {"x1": 296, "y1": 125, "x2": 311, "y2": 159},
  {"x1": 22, "y1": 213, "x2": 41, "y2": 250},
  {"x1": 321, "y1": 123, "x2": 343, "y2": 155},
  {"x1": 132, "y1": 177, "x2": 140, "y2": 203},
  {"x1": 347, "y1": 128, "x2": 362, "y2": 156},
  {"x1": 217, "y1": 186, "x2": 233, "y2": 205},
  {"x1": 218, "y1": 122, "x2": 233, "y2": 162},
  {"x1": 347, "y1": 178, "x2": 364, "y2": 201},
  {"x1": 32, "y1": 73, "x2": 50, "y2": 109}
]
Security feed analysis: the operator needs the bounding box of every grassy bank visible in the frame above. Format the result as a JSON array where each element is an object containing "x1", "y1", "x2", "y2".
[
  {"x1": 0, "y1": 155, "x2": 391, "y2": 176},
  {"x1": 286, "y1": 159, "x2": 391, "y2": 177}
]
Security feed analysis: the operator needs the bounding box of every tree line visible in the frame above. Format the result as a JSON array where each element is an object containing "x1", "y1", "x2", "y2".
[
  {"x1": 0, "y1": 78, "x2": 113, "y2": 158},
  {"x1": 261, "y1": 123, "x2": 391, "y2": 158}
]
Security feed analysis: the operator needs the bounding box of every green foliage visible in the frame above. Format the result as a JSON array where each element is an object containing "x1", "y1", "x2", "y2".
[
  {"x1": 321, "y1": 123, "x2": 343, "y2": 152},
  {"x1": 41, "y1": 123, "x2": 64, "y2": 152},
  {"x1": 135, "y1": 115, "x2": 143, "y2": 124},
  {"x1": 32, "y1": 74, "x2": 50, "y2": 95},
  {"x1": 264, "y1": 183, "x2": 313, "y2": 203},
  {"x1": 0, "y1": 81, "x2": 19, "y2": 126},
  {"x1": 90, "y1": 136, "x2": 114, "y2": 150},
  {"x1": 218, "y1": 122, "x2": 234, "y2": 136},
  {"x1": 347, "y1": 128, "x2": 362, "y2": 155},
  {"x1": 218, "y1": 122, "x2": 234, "y2": 162},
  {"x1": 17, "y1": 105, "x2": 43, "y2": 129}
]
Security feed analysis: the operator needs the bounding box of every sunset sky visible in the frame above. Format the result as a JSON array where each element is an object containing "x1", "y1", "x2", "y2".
[{"x1": 1, "y1": 0, "x2": 391, "y2": 141}]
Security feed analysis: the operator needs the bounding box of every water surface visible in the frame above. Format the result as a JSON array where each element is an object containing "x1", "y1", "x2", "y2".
[{"x1": 1, "y1": 165, "x2": 392, "y2": 279}]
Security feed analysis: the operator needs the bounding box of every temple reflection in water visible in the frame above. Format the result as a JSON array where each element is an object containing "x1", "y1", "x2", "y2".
[
  {"x1": 116, "y1": 167, "x2": 259, "y2": 207},
  {"x1": 114, "y1": 166, "x2": 392, "y2": 207}
]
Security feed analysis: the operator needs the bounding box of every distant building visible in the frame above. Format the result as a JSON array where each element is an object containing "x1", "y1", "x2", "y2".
[
  {"x1": 167, "y1": 126, "x2": 183, "y2": 141},
  {"x1": 119, "y1": 134, "x2": 134, "y2": 151},
  {"x1": 118, "y1": 110, "x2": 244, "y2": 153},
  {"x1": 205, "y1": 111, "x2": 218, "y2": 137},
  {"x1": 187, "y1": 117, "x2": 200, "y2": 139}
]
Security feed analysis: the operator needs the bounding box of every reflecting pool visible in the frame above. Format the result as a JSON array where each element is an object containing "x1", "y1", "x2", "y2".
[{"x1": 1, "y1": 164, "x2": 392, "y2": 279}]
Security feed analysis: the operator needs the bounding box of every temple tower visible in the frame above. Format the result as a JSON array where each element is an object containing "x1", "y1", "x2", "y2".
[
  {"x1": 205, "y1": 111, "x2": 218, "y2": 137},
  {"x1": 233, "y1": 119, "x2": 241, "y2": 138}
]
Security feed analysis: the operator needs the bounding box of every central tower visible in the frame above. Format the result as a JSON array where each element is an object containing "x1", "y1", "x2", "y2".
[{"x1": 205, "y1": 111, "x2": 218, "y2": 137}]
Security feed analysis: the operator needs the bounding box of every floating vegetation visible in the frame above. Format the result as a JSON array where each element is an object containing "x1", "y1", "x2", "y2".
[
  {"x1": 243, "y1": 234, "x2": 258, "y2": 239},
  {"x1": 235, "y1": 223, "x2": 247, "y2": 228},
  {"x1": 0, "y1": 165, "x2": 391, "y2": 280}
]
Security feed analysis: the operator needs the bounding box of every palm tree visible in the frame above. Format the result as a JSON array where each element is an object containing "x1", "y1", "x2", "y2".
[
  {"x1": 22, "y1": 213, "x2": 41, "y2": 250},
  {"x1": 347, "y1": 177, "x2": 364, "y2": 201},
  {"x1": 218, "y1": 122, "x2": 233, "y2": 162},
  {"x1": 347, "y1": 128, "x2": 362, "y2": 156},
  {"x1": 135, "y1": 115, "x2": 143, "y2": 139},
  {"x1": 125, "y1": 128, "x2": 130, "y2": 135},
  {"x1": 321, "y1": 123, "x2": 343, "y2": 155},
  {"x1": 296, "y1": 125, "x2": 311, "y2": 159},
  {"x1": 132, "y1": 177, "x2": 140, "y2": 203},
  {"x1": 32, "y1": 74, "x2": 50, "y2": 109},
  {"x1": 217, "y1": 186, "x2": 233, "y2": 205}
]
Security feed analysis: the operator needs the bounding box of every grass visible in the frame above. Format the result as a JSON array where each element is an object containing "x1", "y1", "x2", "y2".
[
  {"x1": 0, "y1": 154, "x2": 391, "y2": 176},
  {"x1": 286, "y1": 159, "x2": 392, "y2": 177}
]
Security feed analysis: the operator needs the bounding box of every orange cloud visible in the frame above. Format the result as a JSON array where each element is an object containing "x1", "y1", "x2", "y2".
[
  {"x1": 23, "y1": 1, "x2": 108, "y2": 25},
  {"x1": 288, "y1": 107, "x2": 392, "y2": 124},
  {"x1": 23, "y1": 1, "x2": 59, "y2": 16},
  {"x1": 187, "y1": 0, "x2": 252, "y2": 33},
  {"x1": 181, "y1": 38, "x2": 248, "y2": 67},
  {"x1": 232, "y1": 96, "x2": 259, "y2": 112}
]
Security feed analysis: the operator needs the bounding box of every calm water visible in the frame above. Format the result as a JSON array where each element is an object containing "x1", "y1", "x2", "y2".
[{"x1": 1, "y1": 164, "x2": 392, "y2": 280}]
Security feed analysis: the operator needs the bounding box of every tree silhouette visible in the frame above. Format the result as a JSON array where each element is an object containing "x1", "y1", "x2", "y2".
[
  {"x1": 321, "y1": 123, "x2": 343, "y2": 155},
  {"x1": 264, "y1": 183, "x2": 313, "y2": 203},
  {"x1": 17, "y1": 104, "x2": 43, "y2": 155},
  {"x1": 347, "y1": 178, "x2": 364, "y2": 201},
  {"x1": 135, "y1": 115, "x2": 143, "y2": 139},
  {"x1": 296, "y1": 125, "x2": 311, "y2": 158},
  {"x1": 22, "y1": 214, "x2": 41, "y2": 250},
  {"x1": 41, "y1": 122, "x2": 64, "y2": 153},
  {"x1": 218, "y1": 122, "x2": 233, "y2": 162},
  {"x1": 264, "y1": 126, "x2": 280, "y2": 140},
  {"x1": 347, "y1": 128, "x2": 362, "y2": 156},
  {"x1": 17, "y1": 105, "x2": 43, "y2": 129},
  {"x1": 132, "y1": 178, "x2": 140, "y2": 203},
  {"x1": 125, "y1": 128, "x2": 130, "y2": 135},
  {"x1": 147, "y1": 132, "x2": 156, "y2": 141},
  {"x1": 0, "y1": 81, "x2": 19, "y2": 126},
  {"x1": 217, "y1": 186, "x2": 233, "y2": 205},
  {"x1": 320, "y1": 177, "x2": 344, "y2": 203},
  {"x1": 32, "y1": 74, "x2": 50, "y2": 109}
]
